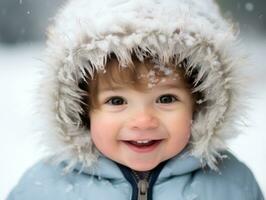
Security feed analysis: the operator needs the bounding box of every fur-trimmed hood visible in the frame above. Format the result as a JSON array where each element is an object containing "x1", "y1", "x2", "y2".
[{"x1": 40, "y1": 0, "x2": 245, "y2": 171}]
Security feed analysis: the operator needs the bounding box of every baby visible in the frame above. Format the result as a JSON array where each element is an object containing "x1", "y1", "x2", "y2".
[{"x1": 7, "y1": 0, "x2": 264, "y2": 199}]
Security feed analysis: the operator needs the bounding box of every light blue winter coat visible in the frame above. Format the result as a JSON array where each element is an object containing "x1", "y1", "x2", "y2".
[{"x1": 7, "y1": 150, "x2": 264, "y2": 200}]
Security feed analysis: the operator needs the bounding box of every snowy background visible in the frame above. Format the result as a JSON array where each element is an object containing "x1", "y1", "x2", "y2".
[{"x1": 0, "y1": 0, "x2": 266, "y2": 199}]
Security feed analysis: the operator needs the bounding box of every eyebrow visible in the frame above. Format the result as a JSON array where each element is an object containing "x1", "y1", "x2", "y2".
[
  {"x1": 151, "y1": 78, "x2": 185, "y2": 89},
  {"x1": 155, "y1": 82, "x2": 182, "y2": 89},
  {"x1": 99, "y1": 86, "x2": 126, "y2": 92}
]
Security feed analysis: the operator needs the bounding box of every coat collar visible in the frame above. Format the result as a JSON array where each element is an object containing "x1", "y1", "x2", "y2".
[{"x1": 74, "y1": 147, "x2": 202, "y2": 180}]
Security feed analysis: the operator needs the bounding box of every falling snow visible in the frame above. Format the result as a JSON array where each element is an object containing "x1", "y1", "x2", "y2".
[{"x1": 245, "y1": 2, "x2": 254, "y2": 12}]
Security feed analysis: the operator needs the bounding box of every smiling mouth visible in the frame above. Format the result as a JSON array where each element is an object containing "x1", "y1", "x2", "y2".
[
  {"x1": 123, "y1": 140, "x2": 162, "y2": 152},
  {"x1": 127, "y1": 140, "x2": 158, "y2": 147}
]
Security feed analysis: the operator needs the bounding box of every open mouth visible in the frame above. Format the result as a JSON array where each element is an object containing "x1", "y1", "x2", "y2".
[
  {"x1": 127, "y1": 140, "x2": 158, "y2": 147},
  {"x1": 123, "y1": 140, "x2": 162, "y2": 152}
]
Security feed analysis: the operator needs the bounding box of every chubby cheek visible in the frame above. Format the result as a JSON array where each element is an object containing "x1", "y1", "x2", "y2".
[
  {"x1": 90, "y1": 113, "x2": 119, "y2": 156},
  {"x1": 165, "y1": 115, "x2": 192, "y2": 156}
]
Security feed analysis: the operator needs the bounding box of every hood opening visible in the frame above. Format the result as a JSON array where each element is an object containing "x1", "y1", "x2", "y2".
[{"x1": 77, "y1": 52, "x2": 205, "y2": 130}]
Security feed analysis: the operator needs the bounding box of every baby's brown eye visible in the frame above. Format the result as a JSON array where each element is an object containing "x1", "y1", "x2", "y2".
[
  {"x1": 106, "y1": 97, "x2": 127, "y2": 105},
  {"x1": 156, "y1": 95, "x2": 177, "y2": 104}
]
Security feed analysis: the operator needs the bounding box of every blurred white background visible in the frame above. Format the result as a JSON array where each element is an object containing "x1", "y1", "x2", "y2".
[{"x1": 0, "y1": 0, "x2": 265, "y2": 199}]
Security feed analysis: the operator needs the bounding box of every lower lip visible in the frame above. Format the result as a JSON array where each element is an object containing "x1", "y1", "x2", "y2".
[{"x1": 123, "y1": 140, "x2": 162, "y2": 153}]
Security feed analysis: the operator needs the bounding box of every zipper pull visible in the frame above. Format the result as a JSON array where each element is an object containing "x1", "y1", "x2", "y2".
[{"x1": 137, "y1": 179, "x2": 148, "y2": 200}]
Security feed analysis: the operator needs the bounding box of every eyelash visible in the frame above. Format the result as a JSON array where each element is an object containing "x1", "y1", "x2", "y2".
[
  {"x1": 105, "y1": 96, "x2": 127, "y2": 105},
  {"x1": 156, "y1": 94, "x2": 178, "y2": 104},
  {"x1": 105, "y1": 94, "x2": 178, "y2": 106}
]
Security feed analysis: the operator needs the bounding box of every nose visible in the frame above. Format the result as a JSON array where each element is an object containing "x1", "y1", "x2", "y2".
[{"x1": 127, "y1": 109, "x2": 159, "y2": 130}]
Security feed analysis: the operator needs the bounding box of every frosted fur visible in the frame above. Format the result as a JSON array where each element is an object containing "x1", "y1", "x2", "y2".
[{"x1": 40, "y1": 0, "x2": 246, "y2": 171}]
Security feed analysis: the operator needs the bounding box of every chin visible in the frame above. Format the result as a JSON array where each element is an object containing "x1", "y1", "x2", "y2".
[{"x1": 127, "y1": 162, "x2": 159, "y2": 172}]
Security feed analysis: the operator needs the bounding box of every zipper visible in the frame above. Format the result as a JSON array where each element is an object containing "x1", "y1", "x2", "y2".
[
  {"x1": 137, "y1": 179, "x2": 149, "y2": 200},
  {"x1": 131, "y1": 170, "x2": 150, "y2": 200},
  {"x1": 116, "y1": 161, "x2": 167, "y2": 200}
]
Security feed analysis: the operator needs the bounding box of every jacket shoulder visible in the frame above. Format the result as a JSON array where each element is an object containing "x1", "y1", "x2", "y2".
[
  {"x1": 192, "y1": 151, "x2": 264, "y2": 200},
  {"x1": 6, "y1": 160, "x2": 82, "y2": 200}
]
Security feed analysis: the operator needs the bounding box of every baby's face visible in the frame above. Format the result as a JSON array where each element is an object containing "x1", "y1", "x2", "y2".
[{"x1": 89, "y1": 63, "x2": 193, "y2": 171}]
